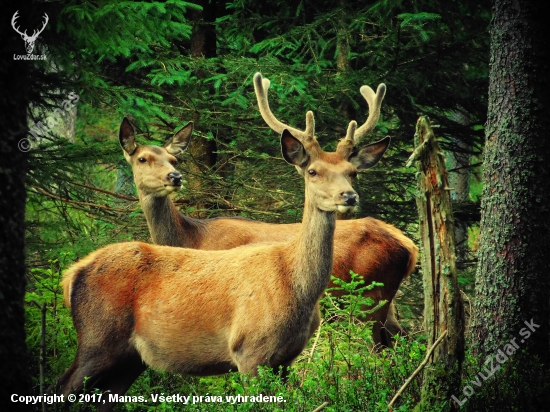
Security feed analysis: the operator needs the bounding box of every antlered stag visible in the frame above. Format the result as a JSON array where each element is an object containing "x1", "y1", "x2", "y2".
[
  {"x1": 119, "y1": 73, "x2": 417, "y2": 346},
  {"x1": 56, "y1": 123, "x2": 389, "y2": 410}
]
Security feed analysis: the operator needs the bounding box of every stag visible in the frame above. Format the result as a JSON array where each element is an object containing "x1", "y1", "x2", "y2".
[
  {"x1": 118, "y1": 74, "x2": 417, "y2": 346},
  {"x1": 11, "y1": 11, "x2": 49, "y2": 54},
  {"x1": 56, "y1": 122, "x2": 390, "y2": 410}
]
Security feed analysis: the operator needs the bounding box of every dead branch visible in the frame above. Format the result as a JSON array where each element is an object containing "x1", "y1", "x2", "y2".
[{"x1": 388, "y1": 330, "x2": 448, "y2": 408}]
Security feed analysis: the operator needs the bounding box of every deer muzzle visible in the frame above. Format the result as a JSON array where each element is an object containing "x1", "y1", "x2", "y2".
[{"x1": 167, "y1": 171, "x2": 183, "y2": 187}]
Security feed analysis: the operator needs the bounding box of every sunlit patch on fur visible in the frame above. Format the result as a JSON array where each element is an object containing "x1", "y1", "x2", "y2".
[
  {"x1": 337, "y1": 205, "x2": 355, "y2": 213},
  {"x1": 163, "y1": 185, "x2": 182, "y2": 193}
]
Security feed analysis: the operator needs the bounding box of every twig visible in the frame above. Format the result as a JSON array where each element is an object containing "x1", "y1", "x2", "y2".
[
  {"x1": 308, "y1": 320, "x2": 323, "y2": 363},
  {"x1": 67, "y1": 180, "x2": 138, "y2": 201},
  {"x1": 405, "y1": 139, "x2": 430, "y2": 167},
  {"x1": 388, "y1": 330, "x2": 448, "y2": 408},
  {"x1": 31, "y1": 186, "x2": 134, "y2": 213},
  {"x1": 301, "y1": 320, "x2": 324, "y2": 386},
  {"x1": 312, "y1": 401, "x2": 329, "y2": 412}
]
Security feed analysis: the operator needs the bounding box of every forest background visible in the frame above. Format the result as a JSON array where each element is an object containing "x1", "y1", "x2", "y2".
[{"x1": 2, "y1": 0, "x2": 549, "y2": 411}]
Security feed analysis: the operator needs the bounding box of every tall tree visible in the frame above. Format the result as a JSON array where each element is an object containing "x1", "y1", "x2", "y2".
[
  {"x1": 0, "y1": 1, "x2": 33, "y2": 409},
  {"x1": 409, "y1": 118, "x2": 464, "y2": 411},
  {"x1": 469, "y1": 0, "x2": 550, "y2": 408}
]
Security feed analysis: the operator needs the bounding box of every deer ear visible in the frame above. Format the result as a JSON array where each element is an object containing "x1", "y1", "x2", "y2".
[
  {"x1": 281, "y1": 129, "x2": 309, "y2": 168},
  {"x1": 119, "y1": 117, "x2": 137, "y2": 155},
  {"x1": 165, "y1": 122, "x2": 193, "y2": 155},
  {"x1": 348, "y1": 136, "x2": 390, "y2": 170}
]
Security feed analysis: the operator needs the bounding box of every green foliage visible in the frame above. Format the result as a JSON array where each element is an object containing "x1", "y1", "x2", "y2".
[
  {"x1": 397, "y1": 12, "x2": 442, "y2": 42},
  {"x1": 30, "y1": 262, "x2": 425, "y2": 411},
  {"x1": 459, "y1": 348, "x2": 550, "y2": 411},
  {"x1": 22, "y1": 0, "x2": 493, "y2": 408},
  {"x1": 25, "y1": 254, "x2": 77, "y2": 390},
  {"x1": 26, "y1": 0, "x2": 492, "y2": 261},
  {"x1": 326, "y1": 271, "x2": 387, "y2": 317}
]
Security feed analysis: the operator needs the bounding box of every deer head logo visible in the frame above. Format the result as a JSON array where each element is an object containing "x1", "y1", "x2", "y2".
[{"x1": 11, "y1": 11, "x2": 49, "y2": 55}]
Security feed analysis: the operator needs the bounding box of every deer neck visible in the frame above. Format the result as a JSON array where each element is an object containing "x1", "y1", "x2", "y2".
[
  {"x1": 291, "y1": 195, "x2": 336, "y2": 306},
  {"x1": 139, "y1": 193, "x2": 203, "y2": 248}
]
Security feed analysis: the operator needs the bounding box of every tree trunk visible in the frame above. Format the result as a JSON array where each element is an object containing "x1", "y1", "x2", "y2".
[
  {"x1": 468, "y1": 0, "x2": 550, "y2": 409},
  {"x1": 409, "y1": 117, "x2": 465, "y2": 411},
  {"x1": 186, "y1": 0, "x2": 219, "y2": 216},
  {"x1": 0, "y1": 1, "x2": 32, "y2": 409},
  {"x1": 189, "y1": 0, "x2": 218, "y2": 163},
  {"x1": 336, "y1": 0, "x2": 350, "y2": 73},
  {"x1": 446, "y1": 109, "x2": 471, "y2": 270},
  {"x1": 447, "y1": 148, "x2": 469, "y2": 270}
]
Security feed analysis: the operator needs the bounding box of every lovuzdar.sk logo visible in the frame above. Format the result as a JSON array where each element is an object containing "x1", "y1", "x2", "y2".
[{"x1": 12, "y1": 10, "x2": 48, "y2": 61}]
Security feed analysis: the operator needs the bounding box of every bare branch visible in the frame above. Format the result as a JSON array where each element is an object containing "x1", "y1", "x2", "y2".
[{"x1": 388, "y1": 330, "x2": 448, "y2": 408}]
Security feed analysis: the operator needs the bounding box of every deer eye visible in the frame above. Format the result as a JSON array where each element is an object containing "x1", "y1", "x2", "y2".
[
  {"x1": 308, "y1": 169, "x2": 317, "y2": 176},
  {"x1": 138, "y1": 157, "x2": 147, "y2": 163}
]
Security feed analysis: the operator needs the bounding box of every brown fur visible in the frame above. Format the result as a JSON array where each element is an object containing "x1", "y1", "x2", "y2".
[
  {"x1": 120, "y1": 118, "x2": 417, "y2": 347},
  {"x1": 55, "y1": 130, "x2": 386, "y2": 409}
]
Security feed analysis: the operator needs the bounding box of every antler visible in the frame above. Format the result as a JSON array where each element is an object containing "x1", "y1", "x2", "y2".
[
  {"x1": 253, "y1": 72, "x2": 385, "y2": 153},
  {"x1": 253, "y1": 73, "x2": 316, "y2": 143},
  {"x1": 336, "y1": 83, "x2": 386, "y2": 156},
  {"x1": 29, "y1": 13, "x2": 49, "y2": 41},
  {"x1": 11, "y1": 11, "x2": 49, "y2": 40},
  {"x1": 354, "y1": 83, "x2": 386, "y2": 144},
  {"x1": 11, "y1": 11, "x2": 27, "y2": 38}
]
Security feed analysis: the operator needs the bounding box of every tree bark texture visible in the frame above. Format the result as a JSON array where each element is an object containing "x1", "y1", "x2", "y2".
[
  {"x1": 446, "y1": 111, "x2": 471, "y2": 270},
  {"x1": 185, "y1": 0, "x2": 219, "y2": 216},
  {"x1": 0, "y1": 1, "x2": 32, "y2": 409},
  {"x1": 189, "y1": 0, "x2": 219, "y2": 166},
  {"x1": 336, "y1": 0, "x2": 350, "y2": 73},
  {"x1": 410, "y1": 117, "x2": 465, "y2": 412},
  {"x1": 469, "y1": 0, "x2": 550, "y2": 407}
]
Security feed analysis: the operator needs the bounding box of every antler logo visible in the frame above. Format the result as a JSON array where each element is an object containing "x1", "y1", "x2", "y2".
[{"x1": 12, "y1": 11, "x2": 49, "y2": 55}]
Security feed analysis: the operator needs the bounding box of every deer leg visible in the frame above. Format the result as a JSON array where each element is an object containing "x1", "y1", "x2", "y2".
[
  {"x1": 379, "y1": 302, "x2": 407, "y2": 348},
  {"x1": 55, "y1": 352, "x2": 104, "y2": 396},
  {"x1": 274, "y1": 360, "x2": 294, "y2": 383},
  {"x1": 369, "y1": 302, "x2": 390, "y2": 348},
  {"x1": 92, "y1": 353, "x2": 147, "y2": 412},
  {"x1": 385, "y1": 303, "x2": 406, "y2": 337},
  {"x1": 56, "y1": 342, "x2": 143, "y2": 394},
  {"x1": 56, "y1": 350, "x2": 145, "y2": 412}
]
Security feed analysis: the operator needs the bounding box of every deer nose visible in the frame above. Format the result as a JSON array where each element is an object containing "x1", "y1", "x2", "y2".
[
  {"x1": 341, "y1": 191, "x2": 358, "y2": 206},
  {"x1": 168, "y1": 171, "x2": 182, "y2": 186}
]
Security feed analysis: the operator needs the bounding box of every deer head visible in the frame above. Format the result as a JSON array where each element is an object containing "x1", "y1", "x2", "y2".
[
  {"x1": 280, "y1": 125, "x2": 389, "y2": 214},
  {"x1": 119, "y1": 117, "x2": 194, "y2": 198},
  {"x1": 253, "y1": 72, "x2": 390, "y2": 211},
  {"x1": 11, "y1": 11, "x2": 49, "y2": 54}
]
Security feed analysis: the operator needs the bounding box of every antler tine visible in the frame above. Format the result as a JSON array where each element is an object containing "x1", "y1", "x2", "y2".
[
  {"x1": 253, "y1": 72, "x2": 315, "y2": 141},
  {"x1": 303, "y1": 111, "x2": 315, "y2": 143},
  {"x1": 336, "y1": 120, "x2": 357, "y2": 156},
  {"x1": 39, "y1": 13, "x2": 49, "y2": 32},
  {"x1": 345, "y1": 120, "x2": 358, "y2": 142},
  {"x1": 11, "y1": 11, "x2": 27, "y2": 37},
  {"x1": 30, "y1": 13, "x2": 49, "y2": 40},
  {"x1": 353, "y1": 83, "x2": 386, "y2": 144}
]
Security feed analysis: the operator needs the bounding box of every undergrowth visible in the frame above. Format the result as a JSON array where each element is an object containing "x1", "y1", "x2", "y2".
[{"x1": 26, "y1": 262, "x2": 425, "y2": 411}]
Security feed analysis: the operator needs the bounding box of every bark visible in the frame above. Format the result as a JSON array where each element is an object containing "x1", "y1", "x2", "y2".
[
  {"x1": 336, "y1": 0, "x2": 350, "y2": 73},
  {"x1": 469, "y1": 0, "x2": 550, "y2": 408},
  {"x1": 189, "y1": 0, "x2": 218, "y2": 168},
  {"x1": 186, "y1": 0, "x2": 219, "y2": 216},
  {"x1": 446, "y1": 110, "x2": 471, "y2": 270},
  {"x1": 447, "y1": 150, "x2": 469, "y2": 270},
  {"x1": 0, "y1": 1, "x2": 32, "y2": 409},
  {"x1": 409, "y1": 117, "x2": 464, "y2": 411}
]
